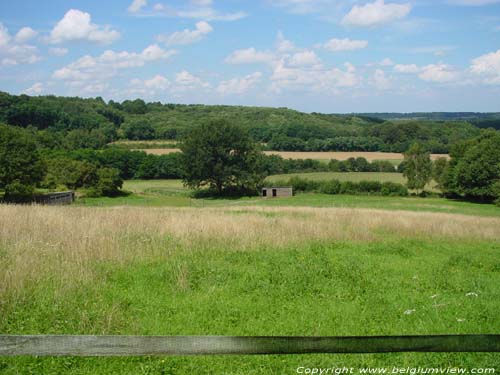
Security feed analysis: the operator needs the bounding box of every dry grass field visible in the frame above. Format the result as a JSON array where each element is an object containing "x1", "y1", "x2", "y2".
[
  {"x1": 141, "y1": 149, "x2": 449, "y2": 161},
  {"x1": 1, "y1": 204, "x2": 499, "y2": 300}
]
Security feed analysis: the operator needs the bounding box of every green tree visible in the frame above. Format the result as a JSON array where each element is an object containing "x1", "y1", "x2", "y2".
[
  {"x1": 181, "y1": 120, "x2": 264, "y2": 195},
  {"x1": 403, "y1": 143, "x2": 432, "y2": 194},
  {"x1": 432, "y1": 157, "x2": 448, "y2": 189},
  {"x1": 443, "y1": 130, "x2": 500, "y2": 201},
  {"x1": 0, "y1": 125, "x2": 46, "y2": 201},
  {"x1": 94, "y1": 167, "x2": 123, "y2": 197}
]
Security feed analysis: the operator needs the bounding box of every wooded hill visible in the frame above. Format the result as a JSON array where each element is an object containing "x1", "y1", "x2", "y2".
[{"x1": 0, "y1": 91, "x2": 494, "y2": 153}]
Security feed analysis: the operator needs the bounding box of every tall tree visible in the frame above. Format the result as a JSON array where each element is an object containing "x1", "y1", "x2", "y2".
[
  {"x1": 443, "y1": 130, "x2": 500, "y2": 201},
  {"x1": 403, "y1": 143, "x2": 432, "y2": 194},
  {"x1": 181, "y1": 119, "x2": 264, "y2": 195},
  {"x1": 0, "y1": 125, "x2": 46, "y2": 201}
]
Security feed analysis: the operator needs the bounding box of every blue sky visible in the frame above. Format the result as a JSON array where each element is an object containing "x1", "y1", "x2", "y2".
[{"x1": 0, "y1": 0, "x2": 499, "y2": 113}]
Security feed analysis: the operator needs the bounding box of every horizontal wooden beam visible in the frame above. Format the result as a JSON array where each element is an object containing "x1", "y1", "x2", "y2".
[{"x1": 1, "y1": 335, "x2": 499, "y2": 356}]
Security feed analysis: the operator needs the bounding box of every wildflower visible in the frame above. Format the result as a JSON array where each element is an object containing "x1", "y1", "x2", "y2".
[
  {"x1": 404, "y1": 309, "x2": 416, "y2": 315},
  {"x1": 465, "y1": 292, "x2": 478, "y2": 297}
]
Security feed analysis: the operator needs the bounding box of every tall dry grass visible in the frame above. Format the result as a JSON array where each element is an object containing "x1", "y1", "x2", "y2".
[{"x1": 1, "y1": 205, "x2": 499, "y2": 299}]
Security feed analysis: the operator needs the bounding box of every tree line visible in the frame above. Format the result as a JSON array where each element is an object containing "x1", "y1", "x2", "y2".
[{"x1": 0, "y1": 92, "x2": 487, "y2": 154}]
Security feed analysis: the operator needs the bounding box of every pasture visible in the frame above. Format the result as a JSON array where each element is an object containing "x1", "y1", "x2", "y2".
[
  {"x1": 0, "y1": 204, "x2": 499, "y2": 374},
  {"x1": 75, "y1": 178, "x2": 500, "y2": 217}
]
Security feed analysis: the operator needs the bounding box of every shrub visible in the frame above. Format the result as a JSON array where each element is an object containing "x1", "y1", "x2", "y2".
[
  {"x1": 3, "y1": 181, "x2": 35, "y2": 203},
  {"x1": 357, "y1": 180, "x2": 382, "y2": 194},
  {"x1": 381, "y1": 182, "x2": 409, "y2": 196},
  {"x1": 319, "y1": 179, "x2": 341, "y2": 194}
]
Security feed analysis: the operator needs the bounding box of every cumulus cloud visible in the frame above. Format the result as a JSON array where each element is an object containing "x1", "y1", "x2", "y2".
[
  {"x1": 276, "y1": 31, "x2": 297, "y2": 53},
  {"x1": 288, "y1": 50, "x2": 321, "y2": 66},
  {"x1": 270, "y1": 60, "x2": 360, "y2": 94},
  {"x1": 418, "y1": 64, "x2": 459, "y2": 82},
  {"x1": 225, "y1": 47, "x2": 274, "y2": 64},
  {"x1": 470, "y1": 49, "x2": 500, "y2": 84},
  {"x1": 128, "y1": 0, "x2": 147, "y2": 13},
  {"x1": 14, "y1": 27, "x2": 37, "y2": 43},
  {"x1": 341, "y1": 0, "x2": 411, "y2": 27},
  {"x1": 52, "y1": 44, "x2": 176, "y2": 83},
  {"x1": 372, "y1": 69, "x2": 391, "y2": 89},
  {"x1": 23, "y1": 82, "x2": 44, "y2": 95},
  {"x1": 0, "y1": 23, "x2": 40, "y2": 66},
  {"x1": 217, "y1": 72, "x2": 262, "y2": 95},
  {"x1": 49, "y1": 9, "x2": 120, "y2": 44},
  {"x1": 157, "y1": 21, "x2": 213, "y2": 46},
  {"x1": 147, "y1": 2, "x2": 246, "y2": 21},
  {"x1": 394, "y1": 63, "x2": 420, "y2": 73},
  {"x1": 321, "y1": 38, "x2": 368, "y2": 52},
  {"x1": 174, "y1": 70, "x2": 210, "y2": 91}
]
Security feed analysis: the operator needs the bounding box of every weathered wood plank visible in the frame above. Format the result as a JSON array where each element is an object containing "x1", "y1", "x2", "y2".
[{"x1": 0, "y1": 335, "x2": 499, "y2": 356}]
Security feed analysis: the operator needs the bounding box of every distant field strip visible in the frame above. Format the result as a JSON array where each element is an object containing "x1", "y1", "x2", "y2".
[
  {"x1": 141, "y1": 149, "x2": 449, "y2": 161},
  {"x1": 266, "y1": 172, "x2": 406, "y2": 184}
]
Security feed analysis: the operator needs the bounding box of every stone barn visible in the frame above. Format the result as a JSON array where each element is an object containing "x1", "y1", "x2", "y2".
[{"x1": 262, "y1": 187, "x2": 293, "y2": 198}]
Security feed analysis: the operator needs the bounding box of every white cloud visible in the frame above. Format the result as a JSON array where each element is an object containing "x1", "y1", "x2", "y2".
[
  {"x1": 321, "y1": 38, "x2": 368, "y2": 52},
  {"x1": 288, "y1": 50, "x2": 321, "y2": 66},
  {"x1": 225, "y1": 47, "x2": 274, "y2": 64},
  {"x1": 217, "y1": 72, "x2": 262, "y2": 95},
  {"x1": 128, "y1": 0, "x2": 147, "y2": 13},
  {"x1": 49, "y1": 47, "x2": 69, "y2": 56},
  {"x1": 470, "y1": 49, "x2": 500, "y2": 84},
  {"x1": 372, "y1": 69, "x2": 391, "y2": 89},
  {"x1": 53, "y1": 44, "x2": 176, "y2": 83},
  {"x1": 418, "y1": 64, "x2": 459, "y2": 82},
  {"x1": 191, "y1": 0, "x2": 213, "y2": 5},
  {"x1": 148, "y1": 3, "x2": 246, "y2": 21},
  {"x1": 174, "y1": 70, "x2": 210, "y2": 91},
  {"x1": 270, "y1": 60, "x2": 360, "y2": 94},
  {"x1": 14, "y1": 27, "x2": 37, "y2": 43},
  {"x1": 341, "y1": 0, "x2": 411, "y2": 27},
  {"x1": 49, "y1": 9, "x2": 120, "y2": 44},
  {"x1": 276, "y1": 31, "x2": 296, "y2": 53},
  {"x1": 23, "y1": 82, "x2": 44, "y2": 95},
  {"x1": 157, "y1": 21, "x2": 213, "y2": 46},
  {"x1": 448, "y1": 0, "x2": 500, "y2": 5},
  {"x1": 394, "y1": 63, "x2": 420, "y2": 73},
  {"x1": 0, "y1": 23, "x2": 40, "y2": 66}
]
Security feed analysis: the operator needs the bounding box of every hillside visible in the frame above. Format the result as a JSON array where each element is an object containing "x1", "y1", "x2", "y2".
[{"x1": 0, "y1": 91, "x2": 490, "y2": 153}]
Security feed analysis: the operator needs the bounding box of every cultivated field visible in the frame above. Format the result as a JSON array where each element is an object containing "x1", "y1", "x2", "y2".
[
  {"x1": 141, "y1": 149, "x2": 450, "y2": 162},
  {"x1": 0, "y1": 204, "x2": 499, "y2": 373},
  {"x1": 267, "y1": 172, "x2": 406, "y2": 184}
]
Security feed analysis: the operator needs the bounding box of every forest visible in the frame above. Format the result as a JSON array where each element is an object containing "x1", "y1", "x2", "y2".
[{"x1": 0, "y1": 92, "x2": 485, "y2": 153}]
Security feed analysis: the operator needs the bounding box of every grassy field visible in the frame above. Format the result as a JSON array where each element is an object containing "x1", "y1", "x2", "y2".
[
  {"x1": 267, "y1": 172, "x2": 406, "y2": 184},
  {"x1": 75, "y1": 178, "x2": 500, "y2": 217},
  {"x1": 0, "y1": 204, "x2": 499, "y2": 374}
]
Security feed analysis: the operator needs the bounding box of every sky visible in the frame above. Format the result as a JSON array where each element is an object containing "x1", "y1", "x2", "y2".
[{"x1": 0, "y1": 0, "x2": 500, "y2": 113}]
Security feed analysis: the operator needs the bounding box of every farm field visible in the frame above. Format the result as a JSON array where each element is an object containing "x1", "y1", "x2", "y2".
[
  {"x1": 267, "y1": 172, "x2": 406, "y2": 184},
  {"x1": 139, "y1": 149, "x2": 449, "y2": 162},
  {"x1": 0, "y1": 204, "x2": 499, "y2": 374}
]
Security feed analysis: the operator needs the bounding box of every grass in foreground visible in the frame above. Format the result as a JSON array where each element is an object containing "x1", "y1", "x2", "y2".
[{"x1": 0, "y1": 205, "x2": 499, "y2": 374}]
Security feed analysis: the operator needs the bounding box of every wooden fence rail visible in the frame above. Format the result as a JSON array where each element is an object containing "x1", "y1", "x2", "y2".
[{"x1": 1, "y1": 335, "x2": 499, "y2": 356}]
